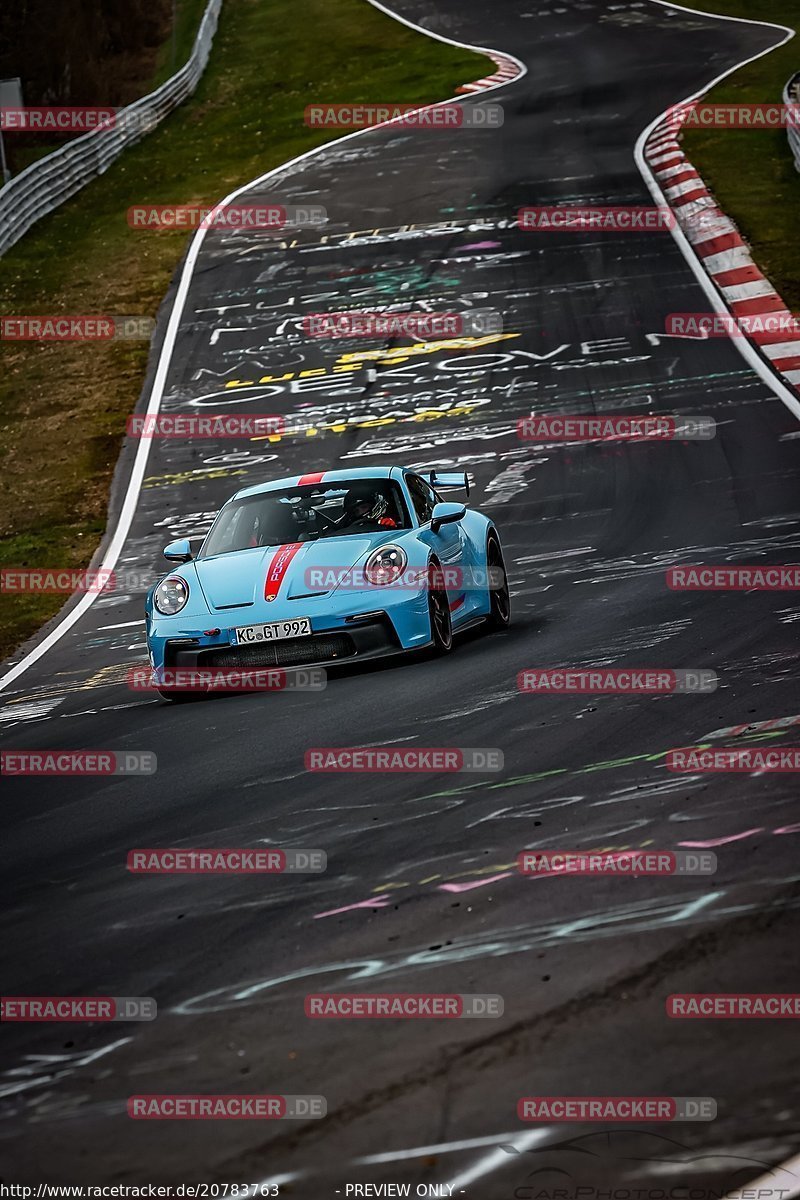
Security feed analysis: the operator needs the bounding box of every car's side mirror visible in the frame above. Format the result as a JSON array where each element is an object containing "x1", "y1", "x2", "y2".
[
  {"x1": 163, "y1": 538, "x2": 193, "y2": 563},
  {"x1": 431, "y1": 502, "x2": 466, "y2": 533}
]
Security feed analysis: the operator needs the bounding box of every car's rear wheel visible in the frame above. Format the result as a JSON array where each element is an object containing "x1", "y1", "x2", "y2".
[
  {"x1": 428, "y1": 561, "x2": 453, "y2": 654},
  {"x1": 486, "y1": 535, "x2": 511, "y2": 629}
]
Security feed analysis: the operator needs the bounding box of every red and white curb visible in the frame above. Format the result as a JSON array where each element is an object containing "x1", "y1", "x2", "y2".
[
  {"x1": 457, "y1": 52, "x2": 523, "y2": 93},
  {"x1": 644, "y1": 103, "x2": 800, "y2": 395}
]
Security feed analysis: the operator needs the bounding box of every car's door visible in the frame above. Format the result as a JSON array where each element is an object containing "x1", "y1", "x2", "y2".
[{"x1": 406, "y1": 473, "x2": 471, "y2": 620}]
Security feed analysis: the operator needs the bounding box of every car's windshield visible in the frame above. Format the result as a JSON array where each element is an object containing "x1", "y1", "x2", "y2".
[{"x1": 199, "y1": 479, "x2": 411, "y2": 557}]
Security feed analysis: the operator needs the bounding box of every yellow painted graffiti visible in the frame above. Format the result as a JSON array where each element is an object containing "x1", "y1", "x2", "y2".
[
  {"x1": 251, "y1": 400, "x2": 491, "y2": 443},
  {"x1": 143, "y1": 468, "x2": 247, "y2": 489},
  {"x1": 224, "y1": 332, "x2": 520, "y2": 389}
]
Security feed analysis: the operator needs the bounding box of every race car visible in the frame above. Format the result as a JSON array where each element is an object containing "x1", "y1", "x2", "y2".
[{"x1": 145, "y1": 465, "x2": 510, "y2": 700}]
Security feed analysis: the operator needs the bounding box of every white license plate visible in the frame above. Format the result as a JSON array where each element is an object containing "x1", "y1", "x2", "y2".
[{"x1": 233, "y1": 617, "x2": 312, "y2": 645}]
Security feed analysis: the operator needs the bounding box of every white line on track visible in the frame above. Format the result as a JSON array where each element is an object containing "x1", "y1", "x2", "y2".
[
  {"x1": 0, "y1": 5, "x2": 524, "y2": 694},
  {"x1": 358, "y1": 1129, "x2": 542, "y2": 1163},
  {"x1": 442, "y1": 1127, "x2": 552, "y2": 1192}
]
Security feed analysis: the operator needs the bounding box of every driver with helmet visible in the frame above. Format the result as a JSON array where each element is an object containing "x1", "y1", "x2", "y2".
[{"x1": 337, "y1": 482, "x2": 398, "y2": 531}]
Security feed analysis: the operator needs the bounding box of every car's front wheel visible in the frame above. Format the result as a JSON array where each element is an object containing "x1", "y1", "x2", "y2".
[{"x1": 428, "y1": 561, "x2": 453, "y2": 654}]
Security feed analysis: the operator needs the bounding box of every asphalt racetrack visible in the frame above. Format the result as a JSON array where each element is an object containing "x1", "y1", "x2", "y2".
[{"x1": 2, "y1": 0, "x2": 800, "y2": 1194}]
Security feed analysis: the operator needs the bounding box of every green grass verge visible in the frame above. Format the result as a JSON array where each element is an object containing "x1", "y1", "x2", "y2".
[
  {"x1": 680, "y1": 2, "x2": 800, "y2": 312},
  {"x1": 0, "y1": 0, "x2": 487, "y2": 664}
]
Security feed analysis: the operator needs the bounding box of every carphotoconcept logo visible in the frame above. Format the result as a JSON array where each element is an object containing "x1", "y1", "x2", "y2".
[
  {"x1": 1, "y1": 996, "x2": 156, "y2": 1021},
  {"x1": 128, "y1": 1095, "x2": 326, "y2": 1119},
  {"x1": 304, "y1": 102, "x2": 503, "y2": 128},
  {"x1": 302, "y1": 310, "x2": 502, "y2": 338},
  {"x1": 517, "y1": 668, "x2": 717, "y2": 694},
  {"x1": 1, "y1": 316, "x2": 154, "y2": 341},
  {"x1": 517, "y1": 850, "x2": 717, "y2": 876},
  {"x1": 127, "y1": 848, "x2": 326, "y2": 873},
  {"x1": 667, "y1": 565, "x2": 800, "y2": 590},
  {"x1": 668, "y1": 994, "x2": 800, "y2": 1018},
  {"x1": 1, "y1": 751, "x2": 156, "y2": 776},
  {"x1": 518, "y1": 206, "x2": 674, "y2": 232},
  {"x1": 130, "y1": 667, "x2": 327, "y2": 694},
  {"x1": 518, "y1": 1097, "x2": 716, "y2": 1122},
  {"x1": 499, "y1": 1128, "x2": 796, "y2": 1200},
  {"x1": 126, "y1": 414, "x2": 284, "y2": 438},
  {"x1": 305, "y1": 747, "x2": 503, "y2": 772},
  {"x1": 127, "y1": 204, "x2": 327, "y2": 230},
  {"x1": 305, "y1": 993, "x2": 503, "y2": 1018},
  {"x1": 517, "y1": 415, "x2": 715, "y2": 443}
]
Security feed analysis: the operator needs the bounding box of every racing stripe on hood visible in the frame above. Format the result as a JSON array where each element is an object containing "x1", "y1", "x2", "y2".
[
  {"x1": 298, "y1": 472, "x2": 325, "y2": 486},
  {"x1": 265, "y1": 543, "x2": 304, "y2": 602}
]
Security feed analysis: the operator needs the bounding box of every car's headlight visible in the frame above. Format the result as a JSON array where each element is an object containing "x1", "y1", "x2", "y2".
[
  {"x1": 364, "y1": 545, "x2": 407, "y2": 586},
  {"x1": 154, "y1": 576, "x2": 189, "y2": 615}
]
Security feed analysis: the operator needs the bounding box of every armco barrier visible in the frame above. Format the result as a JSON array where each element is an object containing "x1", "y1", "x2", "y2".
[
  {"x1": 787, "y1": 72, "x2": 800, "y2": 172},
  {"x1": 0, "y1": 0, "x2": 222, "y2": 257}
]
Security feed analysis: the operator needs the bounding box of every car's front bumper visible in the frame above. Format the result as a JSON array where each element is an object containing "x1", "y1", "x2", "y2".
[
  {"x1": 162, "y1": 613, "x2": 403, "y2": 674},
  {"x1": 146, "y1": 582, "x2": 435, "y2": 675}
]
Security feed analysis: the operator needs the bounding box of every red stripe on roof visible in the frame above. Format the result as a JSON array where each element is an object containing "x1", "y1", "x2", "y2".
[{"x1": 298, "y1": 472, "x2": 325, "y2": 486}]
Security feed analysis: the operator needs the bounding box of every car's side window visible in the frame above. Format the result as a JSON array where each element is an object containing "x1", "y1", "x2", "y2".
[{"x1": 406, "y1": 474, "x2": 437, "y2": 524}]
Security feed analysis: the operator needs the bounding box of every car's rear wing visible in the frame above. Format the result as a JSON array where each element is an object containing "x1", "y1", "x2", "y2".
[{"x1": 422, "y1": 470, "x2": 470, "y2": 498}]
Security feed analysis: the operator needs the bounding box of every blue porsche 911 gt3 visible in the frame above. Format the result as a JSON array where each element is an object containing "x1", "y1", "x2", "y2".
[{"x1": 145, "y1": 465, "x2": 510, "y2": 699}]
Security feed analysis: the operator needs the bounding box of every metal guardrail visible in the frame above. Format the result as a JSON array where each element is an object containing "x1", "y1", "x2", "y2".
[
  {"x1": 786, "y1": 71, "x2": 800, "y2": 172},
  {"x1": 0, "y1": 0, "x2": 222, "y2": 256}
]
